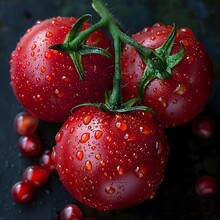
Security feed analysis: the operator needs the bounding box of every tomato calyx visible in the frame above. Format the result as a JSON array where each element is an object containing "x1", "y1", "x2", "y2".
[
  {"x1": 49, "y1": 14, "x2": 113, "y2": 80},
  {"x1": 52, "y1": 0, "x2": 185, "y2": 114},
  {"x1": 138, "y1": 24, "x2": 185, "y2": 103}
]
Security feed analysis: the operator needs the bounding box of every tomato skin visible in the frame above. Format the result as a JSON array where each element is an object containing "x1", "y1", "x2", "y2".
[
  {"x1": 54, "y1": 106, "x2": 169, "y2": 210},
  {"x1": 122, "y1": 23, "x2": 213, "y2": 128},
  {"x1": 9, "y1": 17, "x2": 114, "y2": 122}
]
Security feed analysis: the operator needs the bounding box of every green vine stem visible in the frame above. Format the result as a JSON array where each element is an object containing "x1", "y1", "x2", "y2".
[{"x1": 52, "y1": 0, "x2": 184, "y2": 113}]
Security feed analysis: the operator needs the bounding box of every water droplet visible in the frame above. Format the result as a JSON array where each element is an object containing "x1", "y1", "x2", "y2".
[
  {"x1": 56, "y1": 164, "x2": 62, "y2": 172},
  {"x1": 139, "y1": 125, "x2": 151, "y2": 135},
  {"x1": 149, "y1": 191, "x2": 156, "y2": 199},
  {"x1": 151, "y1": 35, "x2": 156, "y2": 40},
  {"x1": 41, "y1": 66, "x2": 46, "y2": 73},
  {"x1": 76, "y1": 150, "x2": 83, "y2": 160},
  {"x1": 31, "y1": 51, "x2": 35, "y2": 57},
  {"x1": 127, "y1": 134, "x2": 136, "y2": 142},
  {"x1": 117, "y1": 165, "x2": 124, "y2": 175},
  {"x1": 105, "y1": 186, "x2": 115, "y2": 194},
  {"x1": 158, "y1": 97, "x2": 168, "y2": 108},
  {"x1": 17, "y1": 46, "x2": 22, "y2": 52},
  {"x1": 55, "y1": 131, "x2": 64, "y2": 143},
  {"x1": 83, "y1": 115, "x2": 92, "y2": 125},
  {"x1": 182, "y1": 40, "x2": 189, "y2": 47},
  {"x1": 174, "y1": 84, "x2": 186, "y2": 95},
  {"x1": 44, "y1": 52, "x2": 51, "y2": 59},
  {"x1": 135, "y1": 164, "x2": 148, "y2": 178},
  {"x1": 54, "y1": 89, "x2": 65, "y2": 98},
  {"x1": 69, "y1": 127, "x2": 75, "y2": 134},
  {"x1": 80, "y1": 133, "x2": 90, "y2": 143},
  {"x1": 46, "y1": 31, "x2": 53, "y2": 38},
  {"x1": 155, "y1": 142, "x2": 163, "y2": 154},
  {"x1": 45, "y1": 75, "x2": 52, "y2": 82},
  {"x1": 95, "y1": 153, "x2": 101, "y2": 160},
  {"x1": 106, "y1": 136, "x2": 112, "y2": 142},
  {"x1": 100, "y1": 161, "x2": 105, "y2": 166},
  {"x1": 85, "y1": 160, "x2": 92, "y2": 171},
  {"x1": 95, "y1": 130, "x2": 103, "y2": 139},
  {"x1": 31, "y1": 44, "x2": 36, "y2": 50},
  {"x1": 186, "y1": 55, "x2": 194, "y2": 63},
  {"x1": 115, "y1": 121, "x2": 127, "y2": 131}
]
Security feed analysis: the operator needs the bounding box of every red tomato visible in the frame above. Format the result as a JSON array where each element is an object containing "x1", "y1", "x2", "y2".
[
  {"x1": 9, "y1": 17, "x2": 114, "y2": 122},
  {"x1": 53, "y1": 106, "x2": 170, "y2": 210},
  {"x1": 121, "y1": 23, "x2": 213, "y2": 128}
]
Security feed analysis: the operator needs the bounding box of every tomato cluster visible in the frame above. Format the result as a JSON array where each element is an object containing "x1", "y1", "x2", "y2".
[{"x1": 9, "y1": 0, "x2": 214, "y2": 214}]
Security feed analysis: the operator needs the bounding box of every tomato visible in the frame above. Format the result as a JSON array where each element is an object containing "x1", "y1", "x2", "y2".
[
  {"x1": 9, "y1": 16, "x2": 114, "y2": 122},
  {"x1": 53, "y1": 106, "x2": 169, "y2": 210},
  {"x1": 121, "y1": 23, "x2": 213, "y2": 128}
]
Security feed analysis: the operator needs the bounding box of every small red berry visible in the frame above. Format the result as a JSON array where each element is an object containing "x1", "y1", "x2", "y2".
[
  {"x1": 39, "y1": 150, "x2": 56, "y2": 173},
  {"x1": 23, "y1": 165, "x2": 50, "y2": 188},
  {"x1": 59, "y1": 204, "x2": 84, "y2": 220},
  {"x1": 195, "y1": 175, "x2": 218, "y2": 197},
  {"x1": 192, "y1": 116, "x2": 215, "y2": 139},
  {"x1": 18, "y1": 134, "x2": 42, "y2": 157},
  {"x1": 14, "y1": 111, "x2": 38, "y2": 136},
  {"x1": 11, "y1": 181, "x2": 34, "y2": 203}
]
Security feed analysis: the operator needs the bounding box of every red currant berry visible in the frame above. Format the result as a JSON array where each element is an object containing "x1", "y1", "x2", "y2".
[
  {"x1": 11, "y1": 181, "x2": 34, "y2": 203},
  {"x1": 39, "y1": 150, "x2": 56, "y2": 173},
  {"x1": 23, "y1": 165, "x2": 49, "y2": 188},
  {"x1": 14, "y1": 111, "x2": 38, "y2": 135},
  {"x1": 192, "y1": 116, "x2": 215, "y2": 139},
  {"x1": 195, "y1": 175, "x2": 218, "y2": 197},
  {"x1": 59, "y1": 204, "x2": 84, "y2": 220},
  {"x1": 18, "y1": 134, "x2": 42, "y2": 157}
]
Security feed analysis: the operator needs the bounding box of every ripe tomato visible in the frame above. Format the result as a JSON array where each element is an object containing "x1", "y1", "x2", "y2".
[
  {"x1": 121, "y1": 23, "x2": 213, "y2": 128},
  {"x1": 9, "y1": 16, "x2": 114, "y2": 122},
  {"x1": 53, "y1": 106, "x2": 170, "y2": 210}
]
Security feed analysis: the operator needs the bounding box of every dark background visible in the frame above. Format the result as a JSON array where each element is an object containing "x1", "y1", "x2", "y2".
[{"x1": 0, "y1": 0, "x2": 220, "y2": 219}]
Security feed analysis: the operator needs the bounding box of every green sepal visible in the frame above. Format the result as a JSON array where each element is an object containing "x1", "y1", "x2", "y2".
[
  {"x1": 69, "y1": 52, "x2": 85, "y2": 80},
  {"x1": 138, "y1": 23, "x2": 185, "y2": 103},
  {"x1": 80, "y1": 45, "x2": 113, "y2": 60},
  {"x1": 64, "y1": 14, "x2": 92, "y2": 44}
]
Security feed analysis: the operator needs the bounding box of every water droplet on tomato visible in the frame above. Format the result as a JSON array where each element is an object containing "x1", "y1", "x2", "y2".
[
  {"x1": 115, "y1": 121, "x2": 127, "y2": 131},
  {"x1": 57, "y1": 164, "x2": 62, "y2": 172},
  {"x1": 155, "y1": 142, "x2": 163, "y2": 154},
  {"x1": 135, "y1": 164, "x2": 148, "y2": 178},
  {"x1": 182, "y1": 40, "x2": 189, "y2": 47},
  {"x1": 174, "y1": 84, "x2": 186, "y2": 95},
  {"x1": 31, "y1": 51, "x2": 35, "y2": 57},
  {"x1": 83, "y1": 115, "x2": 92, "y2": 125},
  {"x1": 31, "y1": 44, "x2": 36, "y2": 50},
  {"x1": 80, "y1": 133, "x2": 90, "y2": 143},
  {"x1": 151, "y1": 35, "x2": 156, "y2": 41},
  {"x1": 95, "y1": 153, "x2": 101, "y2": 160},
  {"x1": 95, "y1": 130, "x2": 103, "y2": 139},
  {"x1": 149, "y1": 191, "x2": 156, "y2": 199},
  {"x1": 55, "y1": 131, "x2": 64, "y2": 143},
  {"x1": 17, "y1": 46, "x2": 22, "y2": 52},
  {"x1": 139, "y1": 125, "x2": 151, "y2": 135},
  {"x1": 158, "y1": 97, "x2": 168, "y2": 108},
  {"x1": 117, "y1": 165, "x2": 124, "y2": 175},
  {"x1": 41, "y1": 66, "x2": 46, "y2": 73},
  {"x1": 69, "y1": 127, "x2": 75, "y2": 134},
  {"x1": 186, "y1": 55, "x2": 194, "y2": 63},
  {"x1": 105, "y1": 186, "x2": 115, "y2": 194},
  {"x1": 85, "y1": 160, "x2": 92, "y2": 171},
  {"x1": 45, "y1": 75, "x2": 52, "y2": 82},
  {"x1": 46, "y1": 32, "x2": 53, "y2": 38},
  {"x1": 76, "y1": 150, "x2": 83, "y2": 160},
  {"x1": 106, "y1": 136, "x2": 112, "y2": 142},
  {"x1": 44, "y1": 52, "x2": 51, "y2": 59}
]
